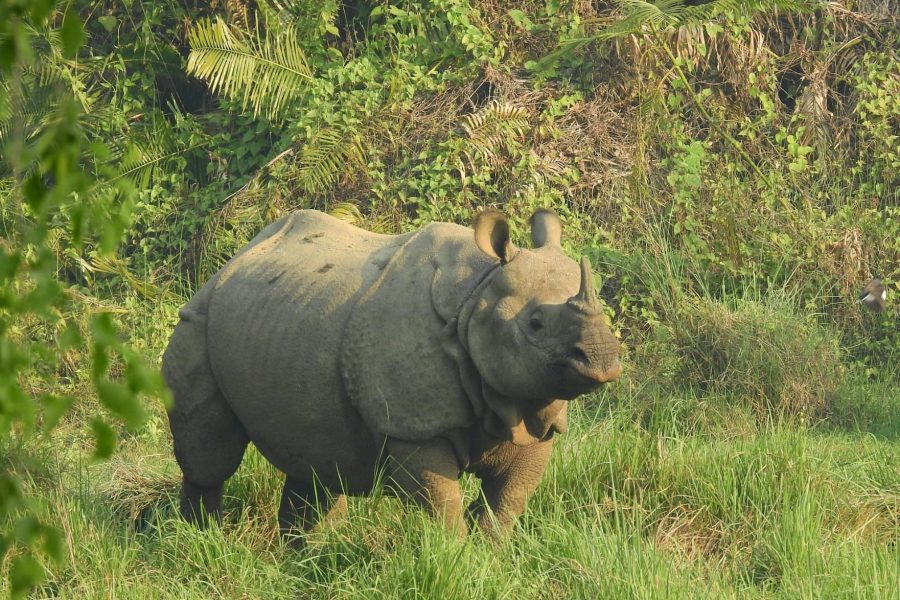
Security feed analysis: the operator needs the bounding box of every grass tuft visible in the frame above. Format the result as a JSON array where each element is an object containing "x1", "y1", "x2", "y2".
[{"x1": 667, "y1": 295, "x2": 842, "y2": 419}]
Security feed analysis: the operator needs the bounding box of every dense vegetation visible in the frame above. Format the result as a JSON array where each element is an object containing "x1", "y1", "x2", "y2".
[{"x1": 1, "y1": 0, "x2": 897, "y2": 597}]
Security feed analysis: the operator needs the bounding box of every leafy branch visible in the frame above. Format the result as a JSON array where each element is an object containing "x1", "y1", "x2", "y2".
[{"x1": 530, "y1": 0, "x2": 821, "y2": 73}]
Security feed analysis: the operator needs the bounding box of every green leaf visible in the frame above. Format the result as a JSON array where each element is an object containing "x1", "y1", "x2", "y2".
[
  {"x1": 124, "y1": 357, "x2": 161, "y2": 395},
  {"x1": 42, "y1": 528, "x2": 65, "y2": 564},
  {"x1": 0, "y1": 472, "x2": 24, "y2": 518},
  {"x1": 705, "y1": 22, "x2": 723, "y2": 37},
  {"x1": 41, "y1": 394, "x2": 74, "y2": 432},
  {"x1": 6, "y1": 384, "x2": 37, "y2": 435},
  {"x1": 13, "y1": 516, "x2": 41, "y2": 543},
  {"x1": 58, "y1": 321, "x2": 82, "y2": 351},
  {"x1": 69, "y1": 203, "x2": 86, "y2": 249},
  {"x1": 90, "y1": 312, "x2": 119, "y2": 347},
  {"x1": 508, "y1": 10, "x2": 533, "y2": 31},
  {"x1": 0, "y1": 35, "x2": 16, "y2": 74},
  {"x1": 91, "y1": 343, "x2": 109, "y2": 381},
  {"x1": 98, "y1": 15, "x2": 118, "y2": 33},
  {"x1": 9, "y1": 554, "x2": 45, "y2": 599},
  {"x1": 0, "y1": 248, "x2": 21, "y2": 284},
  {"x1": 23, "y1": 174, "x2": 46, "y2": 214},
  {"x1": 90, "y1": 418, "x2": 116, "y2": 458},
  {"x1": 97, "y1": 380, "x2": 146, "y2": 429},
  {"x1": 60, "y1": 8, "x2": 85, "y2": 57},
  {"x1": 28, "y1": 0, "x2": 56, "y2": 22}
]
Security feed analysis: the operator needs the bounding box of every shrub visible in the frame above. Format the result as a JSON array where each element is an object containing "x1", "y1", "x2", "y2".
[{"x1": 666, "y1": 296, "x2": 843, "y2": 419}]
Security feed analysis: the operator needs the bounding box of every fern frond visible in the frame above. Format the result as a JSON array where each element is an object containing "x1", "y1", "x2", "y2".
[
  {"x1": 187, "y1": 17, "x2": 313, "y2": 120},
  {"x1": 460, "y1": 101, "x2": 529, "y2": 168}
]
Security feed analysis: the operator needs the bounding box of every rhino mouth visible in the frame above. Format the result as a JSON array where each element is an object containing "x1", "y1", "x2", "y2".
[{"x1": 564, "y1": 351, "x2": 621, "y2": 384}]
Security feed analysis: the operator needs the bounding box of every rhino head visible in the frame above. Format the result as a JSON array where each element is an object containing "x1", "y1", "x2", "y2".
[{"x1": 464, "y1": 209, "x2": 622, "y2": 402}]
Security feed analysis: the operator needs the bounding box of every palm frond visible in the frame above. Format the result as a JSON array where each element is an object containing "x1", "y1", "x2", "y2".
[
  {"x1": 107, "y1": 125, "x2": 201, "y2": 190},
  {"x1": 0, "y1": 28, "x2": 97, "y2": 147},
  {"x1": 259, "y1": 0, "x2": 304, "y2": 20},
  {"x1": 327, "y1": 202, "x2": 362, "y2": 224},
  {"x1": 77, "y1": 253, "x2": 167, "y2": 300},
  {"x1": 532, "y1": 0, "x2": 822, "y2": 72},
  {"x1": 186, "y1": 17, "x2": 313, "y2": 120},
  {"x1": 75, "y1": 116, "x2": 209, "y2": 195},
  {"x1": 0, "y1": 77, "x2": 58, "y2": 145},
  {"x1": 294, "y1": 127, "x2": 366, "y2": 194},
  {"x1": 256, "y1": 0, "x2": 341, "y2": 40},
  {"x1": 199, "y1": 188, "x2": 273, "y2": 278}
]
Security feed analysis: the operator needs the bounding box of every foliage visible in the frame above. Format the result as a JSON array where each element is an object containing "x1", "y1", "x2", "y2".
[
  {"x1": 0, "y1": 2, "x2": 168, "y2": 596},
  {"x1": 186, "y1": 17, "x2": 313, "y2": 120},
  {"x1": 0, "y1": 0, "x2": 898, "y2": 595}
]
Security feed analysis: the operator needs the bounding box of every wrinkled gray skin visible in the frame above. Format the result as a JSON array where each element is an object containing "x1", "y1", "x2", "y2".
[{"x1": 163, "y1": 208, "x2": 621, "y2": 537}]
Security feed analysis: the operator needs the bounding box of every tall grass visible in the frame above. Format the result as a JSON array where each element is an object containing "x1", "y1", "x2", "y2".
[
  {"x1": 3, "y1": 365, "x2": 897, "y2": 599},
  {"x1": 4, "y1": 226, "x2": 896, "y2": 598}
]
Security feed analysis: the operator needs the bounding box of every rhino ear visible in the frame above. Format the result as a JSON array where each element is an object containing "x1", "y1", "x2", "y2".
[
  {"x1": 474, "y1": 209, "x2": 516, "y2": 264},
  {"x1": 530, "y1": 209, "x2": 561, "y2": 248}
]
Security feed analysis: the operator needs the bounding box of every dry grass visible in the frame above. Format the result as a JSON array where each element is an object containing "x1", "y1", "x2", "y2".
[{"x1": 99, "y1": 453, "x2": 180, "y2": 524}]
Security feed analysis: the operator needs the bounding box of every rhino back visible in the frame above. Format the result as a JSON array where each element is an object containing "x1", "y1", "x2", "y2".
[{"x1": 206, "y1": 210, "x2": 408, "y2": 488}]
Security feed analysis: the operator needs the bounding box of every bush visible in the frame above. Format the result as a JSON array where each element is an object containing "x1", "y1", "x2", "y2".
[{"x1": 661, "y1": 296, "x2": 842, "y2": 419}]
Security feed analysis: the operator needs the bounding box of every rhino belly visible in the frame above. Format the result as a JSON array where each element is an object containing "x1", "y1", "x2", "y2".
[{"x1": 206, "y1": 211, "x2": 402, "y2": 491}]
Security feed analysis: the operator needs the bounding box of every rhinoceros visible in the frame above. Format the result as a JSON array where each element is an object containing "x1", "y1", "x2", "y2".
[{"x1": 162, "y1": 208, "x2": 621, "y2": 537}]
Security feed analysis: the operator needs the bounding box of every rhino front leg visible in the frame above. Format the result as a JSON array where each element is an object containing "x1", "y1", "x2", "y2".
[
  {"x1": 387, "y1": 438, "x2": 467, "y2": 537},
  {"x1": 469, "y1": 438, "x2": 554, "y2": 537}
]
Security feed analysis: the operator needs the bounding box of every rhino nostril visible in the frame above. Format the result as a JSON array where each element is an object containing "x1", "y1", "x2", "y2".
[{"x1": 570, "y1": 347, "x2": 590, "y2": 364}]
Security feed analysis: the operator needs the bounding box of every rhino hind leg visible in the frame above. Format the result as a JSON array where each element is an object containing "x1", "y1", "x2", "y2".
[
  {"x1": 169, "y1": 381, "x2": 249, "y2": 526},
  {"x1": 278, "y1": 476, "x2": 348, "y2": 539},
  {"x1": 163, "y1": 308, "x2": 249, "y2": 526}
]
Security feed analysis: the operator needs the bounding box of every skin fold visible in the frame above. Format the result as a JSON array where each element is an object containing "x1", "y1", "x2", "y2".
[{"x1": 162, "y1": 208, "x2": 621, "y2": 537}]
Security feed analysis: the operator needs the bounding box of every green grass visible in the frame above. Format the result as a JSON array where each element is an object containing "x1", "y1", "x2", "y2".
[
  {"x1": 3, "y1": 375, "x2": 897, "y2": 599},
  {"x1": 3, "y1": 278, "x2": 897, "y2": 599}
]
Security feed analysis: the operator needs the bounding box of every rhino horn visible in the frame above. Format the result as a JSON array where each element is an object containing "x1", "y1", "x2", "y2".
[{"x1": 568, "y1": 256, "x2": 602, "y2": 314}]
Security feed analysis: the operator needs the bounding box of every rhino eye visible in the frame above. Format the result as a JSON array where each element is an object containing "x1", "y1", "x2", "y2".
[{"x1": 529, "y1": 313, "x2": 544, "y2": 331}]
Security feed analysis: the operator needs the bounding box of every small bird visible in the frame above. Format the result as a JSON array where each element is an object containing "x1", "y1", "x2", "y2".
[{"x1": 858, "y1": 278, "x2": 887, "y2": 312}]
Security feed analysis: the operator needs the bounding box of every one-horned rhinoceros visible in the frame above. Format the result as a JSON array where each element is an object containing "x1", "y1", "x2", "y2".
[{"x1": 162, "y1": 208, "x2": 621, "y2": 537}]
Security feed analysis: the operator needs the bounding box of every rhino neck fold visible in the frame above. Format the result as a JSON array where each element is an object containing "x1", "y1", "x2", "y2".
[
  {"x1": 451, "y1": 267, "x2": 568, "y2": 446},
  {"x1": 454, "y1": 262, "x2": 501, "y2": 352},
  {"x1": 479, "y1": 385, "x2": 568, "y2": 445}
]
